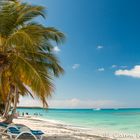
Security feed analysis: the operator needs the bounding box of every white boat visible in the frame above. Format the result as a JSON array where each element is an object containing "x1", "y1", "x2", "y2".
[{"x1": 93, "y1": 108, "x2": 101, "y2": 111}]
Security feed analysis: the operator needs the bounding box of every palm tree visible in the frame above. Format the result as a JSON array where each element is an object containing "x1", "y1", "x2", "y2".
[
  {"x1": 0, "y1": 94, "x2": 5, "y2": 115},
  {"x1": 0, "y1": 0, "x2": 65, "y2": 122}
]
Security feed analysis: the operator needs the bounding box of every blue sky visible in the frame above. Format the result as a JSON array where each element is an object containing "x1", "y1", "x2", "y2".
[{"x1": 20, "y1": 0, "x2": 140, "y2": 108}]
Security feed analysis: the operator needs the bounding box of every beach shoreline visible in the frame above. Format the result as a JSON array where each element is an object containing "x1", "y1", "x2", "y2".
[
  {"x1": 13, "y1": 117, "x2": 115, "y2": 140},
  {"x1": 12, "y1": 116, "x2": 140, "y2": 140}
]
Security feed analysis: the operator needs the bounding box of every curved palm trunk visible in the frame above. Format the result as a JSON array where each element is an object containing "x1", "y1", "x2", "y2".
[
  {"x1": 2, "y1": 91, "x2": 12, "y2": 118},
  {"x1": 12, "y1": 87, "x2": 18, "y2": 115},
  {"x1": 0, "y1": 103, "x2": 4, "y2": 115},
  {"x1": 2, "y1": 94, "x2": 12, "y2": 123},
  {"x1": 3, "y1": 87, "x2": 19, "y2": 124},
  {"x1": 2, "y1": 85, "x2": 16, "y2": 123}
]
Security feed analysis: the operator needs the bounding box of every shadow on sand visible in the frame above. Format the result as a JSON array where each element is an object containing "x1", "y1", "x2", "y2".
[{"x1": 44, "y1": 135, "x2": 116, "y2": 140}]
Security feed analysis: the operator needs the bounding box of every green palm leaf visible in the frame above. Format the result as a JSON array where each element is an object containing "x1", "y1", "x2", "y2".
[{"x1": 0, "y1": 0, "x2": 65, "y2": 109}]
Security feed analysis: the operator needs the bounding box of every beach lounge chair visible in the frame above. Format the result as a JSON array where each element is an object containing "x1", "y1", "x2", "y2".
[
  {"x1": 5, "y1": 126, "x2": 44, "y2": 140},
  {"x1": 0, "y1": 122, "x2": 9, "y2": 132},
  {"x1": 0, "y1": 122, "x2": 8, "y2": 128},
  {"x1": 0, "y1": 123, "x2": 17, "y2": 132}
]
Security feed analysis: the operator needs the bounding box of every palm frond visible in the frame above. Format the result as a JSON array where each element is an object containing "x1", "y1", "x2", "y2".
[
  {"x1": 0, "y1": 0, "x2": 65, "y2": 108},
  {"x1": 15, "y1": 4, "x2": 46, "y2": 25},
  {"x1": 44, "y1": 27, "x2": 65, "y2": 44},
  {"x1": 11, "y1": 54, "x2": 54, "y2": 97}
]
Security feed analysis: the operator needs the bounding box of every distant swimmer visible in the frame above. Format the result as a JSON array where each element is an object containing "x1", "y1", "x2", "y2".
[{"x1": 22, "y1": 112, "x2": 24, "y2": 116}]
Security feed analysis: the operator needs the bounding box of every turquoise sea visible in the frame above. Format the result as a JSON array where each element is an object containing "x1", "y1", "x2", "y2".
[{"x1": 17, "y1": 108, "x2": 140, "y2": 134}]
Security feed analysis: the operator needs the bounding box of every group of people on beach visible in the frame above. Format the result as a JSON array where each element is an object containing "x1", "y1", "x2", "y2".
[
  {"x1": 33, "y1": 113, "x2": 43, "y2": 116},
  {"x1": 16, "y1": 112, "x2": 43, "y2": 118},
  {"x1": 21, "y1": 112, "x2": 30, "y2": 117}
]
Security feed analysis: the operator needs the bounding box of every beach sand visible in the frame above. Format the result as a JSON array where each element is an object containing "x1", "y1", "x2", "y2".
[
  {"x1": 13, "y1": 117, "x2": 114, "y2": 140},
  {"x1": 1, "y1": 117, "x2": 138, "y2": 140}
]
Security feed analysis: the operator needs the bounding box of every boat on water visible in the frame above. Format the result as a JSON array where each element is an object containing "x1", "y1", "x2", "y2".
[{"x1": 93, "y1": 108, "x2": 101, "y2": 111}]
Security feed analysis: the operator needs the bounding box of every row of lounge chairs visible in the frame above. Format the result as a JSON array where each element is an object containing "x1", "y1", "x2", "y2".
[{"x1": 0, "y1": 122, "x2": 44, "y2": 140}]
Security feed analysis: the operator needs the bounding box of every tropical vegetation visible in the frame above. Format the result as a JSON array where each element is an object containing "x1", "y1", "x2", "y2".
[{"x1": 0, "y1": 0, "x2": 65, "y2": 123}]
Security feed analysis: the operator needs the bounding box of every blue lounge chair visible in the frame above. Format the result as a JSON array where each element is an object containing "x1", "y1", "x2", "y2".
[
  {"x1": 4, "y1": 125, "x2": 44, "y2": 140},
  {"x1": 0, "y1": 122, "x2": 8, "y2": 128}
]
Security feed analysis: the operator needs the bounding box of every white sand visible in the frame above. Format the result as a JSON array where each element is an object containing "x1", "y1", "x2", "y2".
[
  {"x1": 0, "y1": 117, "x2": 139, "y2": 140},
  {"x1": 13, "y1": 117, "x2": 114, "y2": 140}
]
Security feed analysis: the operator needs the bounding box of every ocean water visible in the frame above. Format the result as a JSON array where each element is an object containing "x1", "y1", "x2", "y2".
[{"x1": 17, "y1": 108, "x2": 140, "y2": 134}]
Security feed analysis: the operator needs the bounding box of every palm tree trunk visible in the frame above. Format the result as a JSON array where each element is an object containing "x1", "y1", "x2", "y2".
[
  {"x1": 2, "y1": 85, "x2": 14, "y2": 118},
  {"x1": 2, "y1": 93, "x2": 12, "y2": 124},
  {"x1": 2, "y1": 91, "x2": 11, "y2": 118},
  {"x1": 2, "y1": 86, "x2": 18, "y2": 124},
  {"x1": 12, "y1": 87, "x2": 18, "y2": 115}
]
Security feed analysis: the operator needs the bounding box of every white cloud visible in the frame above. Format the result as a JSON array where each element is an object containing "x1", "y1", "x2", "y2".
[
  {"x1": 19, "y1": 97, "x2": 121, "y2": 108},
  {"x1": 97, "y1": 68, "x2": 105, "y2": 72},
  {"x1": 97, "y1": 45, "x2": 104, "y2": 50},
  {"x1": 115, "y1": 65, "x2": 140, "y2": 78},
  {"x1": 111, "y1": 65, "x2": 117, "y2": 68},
  {"x1": 48, "y1": 99, "x2": 120, "y2": 108},
  {"x1": 120, "y1": 65, "x2": 128, "y2": 69},
  {"x1": 53, "y1": 46, "x2": 60, "y2": 53},
  {"x1": 111, "y1": 65, "x2": 128, "y2": 69},
  {"x1": 72, "y1": 64, "x2": 80, "y2": 70},
  {"x1": 19, "y1": 97, "x2": 42, "y2": 107}
]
